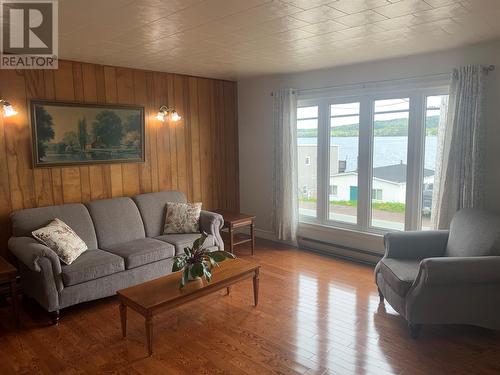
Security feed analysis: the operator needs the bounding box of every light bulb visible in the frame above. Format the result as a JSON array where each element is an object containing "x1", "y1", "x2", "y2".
[
  {"x1": 156, "y1": 111, "x2": 166, "y2": 121},
  {"x1": 171, "y1": 111, "x2": 181, "y2": 122},
  {"x1": 2, "y1": 102, "x2": 17, "y2": 117}
]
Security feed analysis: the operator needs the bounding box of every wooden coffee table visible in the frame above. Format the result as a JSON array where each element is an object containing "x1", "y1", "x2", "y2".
[{"x1": 117, "y1": 258, "x2": 260, "y2": 356}]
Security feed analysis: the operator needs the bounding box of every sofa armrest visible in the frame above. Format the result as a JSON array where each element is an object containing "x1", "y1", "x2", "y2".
[
  {"x1": 384, "y1": 230, "x2": 449, "y2": 259},
  {"x1": 199, "y1": 211, "x2": 224, "y2": 250},
  {"x1": 8, "y1": 236, "x2": 62, "y2": 275},
  {"x1": 419, "y1": 256, "x2": 500, "y2": 285}
]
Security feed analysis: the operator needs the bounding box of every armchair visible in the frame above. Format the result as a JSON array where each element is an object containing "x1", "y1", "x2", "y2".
[{"x1": 375, "y1": 209, "x2": 500, "y2": 338}]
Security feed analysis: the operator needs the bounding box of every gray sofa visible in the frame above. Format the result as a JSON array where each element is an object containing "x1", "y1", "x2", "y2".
[
  {"x1": 375, "y1": 208, "x2": 500, "y2": 337},
  {"x1": 8, "y1": 191, "x2": 224, "y2": 323}
]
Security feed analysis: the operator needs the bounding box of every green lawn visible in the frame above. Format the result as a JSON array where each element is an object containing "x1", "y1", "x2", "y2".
[{"x1": 299, "y1": 198, "x2": 405, "y2": 213}]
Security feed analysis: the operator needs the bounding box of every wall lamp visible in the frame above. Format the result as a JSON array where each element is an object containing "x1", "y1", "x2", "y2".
[
  {"x1": 1, "y1": 99, "x2": 17, "y2": 117},
  {"x1": 156, "y1": 105, "x2": 181, "y2": 122}
]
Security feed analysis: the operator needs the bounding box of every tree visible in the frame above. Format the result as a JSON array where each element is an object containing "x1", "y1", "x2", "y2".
[
  {"x1": 124, "y1": 112, "x2": 141, "y2": 133},
  {"x1": 35, "y1": 106, "x2": 55, "y2": 159},
  {"x1": 78, "y1": 117, "x2": 88, "y2": 151},
  {"x1": 62, "y1": 131, "x2": 78, "y2": 146},
  {"x1": 56, "y1": 131, "x2": 79, "y2": 154},
  {"x1": 92, "y1": 110, "x2": 123, "y2": 147}
]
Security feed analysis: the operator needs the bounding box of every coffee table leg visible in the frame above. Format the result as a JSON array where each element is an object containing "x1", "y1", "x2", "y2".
[
  {"x1": 253, "y1": 269, "x2": 259, "y2": 306},
  {"x1": 119, "y1": 302, "x2": 127, "y2": 338},
  {"x1": 229, "y1": 225, "x2": 234, "y2": 254},
  {"x1": 145, "y1": 314, "x2": 153, "y2": 356}
]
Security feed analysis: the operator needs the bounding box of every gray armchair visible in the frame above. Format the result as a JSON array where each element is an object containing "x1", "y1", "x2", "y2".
[{"x1": 375, "y1": 208, "x2": 500, "y2": 338}]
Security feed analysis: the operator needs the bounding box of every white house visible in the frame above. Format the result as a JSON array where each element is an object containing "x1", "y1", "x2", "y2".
[
  {"x1": 330, "y1": 163, "x2": 434, "y2": 204},
  {"x1": 298, "y1": 144, "x2": 339, "y2": 199}
]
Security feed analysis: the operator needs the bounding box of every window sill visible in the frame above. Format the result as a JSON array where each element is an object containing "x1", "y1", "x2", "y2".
[{"x1": 297, "y1": 221, "x2": 385, "y2": 257}]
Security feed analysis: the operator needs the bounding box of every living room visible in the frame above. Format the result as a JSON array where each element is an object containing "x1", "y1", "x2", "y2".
[{"x1": 1, "y1": 1, "x2": 500, "y2": 374}]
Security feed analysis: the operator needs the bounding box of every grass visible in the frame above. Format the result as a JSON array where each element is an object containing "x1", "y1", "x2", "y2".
[{"x1": 299, "y1": 198, "x2": 406, "y2": 213}]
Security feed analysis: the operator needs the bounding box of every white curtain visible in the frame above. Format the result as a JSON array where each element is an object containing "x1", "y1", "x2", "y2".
[
  {"x1": 432, "y1": 65, "x2": 488, "y2": 229},
  {"x1": 273, "y1": 88, "x2": 298, "y2": 243}
]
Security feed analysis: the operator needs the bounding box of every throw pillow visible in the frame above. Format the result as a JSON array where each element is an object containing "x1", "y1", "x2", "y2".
[
  {"x1": 32, "y1": 218, "x2": 88, "y2": 265},
  {"x1": 163, "y1": 202, "x2": 202, "y2": 234}
]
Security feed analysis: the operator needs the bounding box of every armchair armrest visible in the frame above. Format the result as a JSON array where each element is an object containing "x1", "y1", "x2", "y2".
[
  {"x1": 199, "y1": 210, "x2": 224, "y2": 250},
  {"x1": 8, "y1": 236, "x2": 62, "y2": 274},
  {"x1": 420, "y1": 256, "x2": 500, "y2": 285},
  {"x1": 384, "y1": 230, "x2": 449, "y2": 259}
]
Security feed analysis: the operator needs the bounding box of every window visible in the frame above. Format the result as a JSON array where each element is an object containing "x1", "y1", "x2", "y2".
[
  {"x1": 372, "y1": 189, "x2": 383, "y2": 201},
  {"x1": 421, "y1": 95, "x2": 448, "y2": 230},
  {"x1": 296, "y1": 82, "x2": 449, "y2": 233},
  {"x1": 330, "y1": 185, "x2": 338, "y2": 196},
  {"x1": 329, "y1": 102, "x2": 359, "y2": 224},
  {"x1": 297, "y1": 106, "x2": 318, "y2": 218},
  {"x1": 371, "y1": 98, "x2": 409, "y2": 231}
]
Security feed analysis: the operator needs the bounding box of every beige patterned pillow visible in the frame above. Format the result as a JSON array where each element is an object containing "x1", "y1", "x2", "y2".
[
  {"x1": 163, "y1": 202, "x2": 202, "y2": 234},
  {"x1": 32, "y1": 218, "x2": 88, "y2": 265}
]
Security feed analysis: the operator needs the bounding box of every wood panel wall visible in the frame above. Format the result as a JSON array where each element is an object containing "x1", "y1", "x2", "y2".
[{"x1": 0, "y1": 60, "x2": 239, "y2": 256}]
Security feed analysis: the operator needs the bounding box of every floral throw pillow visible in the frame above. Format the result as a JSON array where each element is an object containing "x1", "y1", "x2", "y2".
[
  {"x1": 32, "y1": 218, "x2": 88, "y2": 265},
  {"x1": 163, "y1": 202, "x2": 202, "y2": 234}
]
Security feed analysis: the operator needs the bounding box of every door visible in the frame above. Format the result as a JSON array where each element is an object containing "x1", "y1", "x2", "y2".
[{"x1": 350, "y1": 186, "x2": 358, "y2": 201}]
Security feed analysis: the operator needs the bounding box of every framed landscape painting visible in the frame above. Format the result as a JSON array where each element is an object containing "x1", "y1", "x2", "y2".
[{"x1": 30, "y1": 100, "x2": 145, "y2": 167}]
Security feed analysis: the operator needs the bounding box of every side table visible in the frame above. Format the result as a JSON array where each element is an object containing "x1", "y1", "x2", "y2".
[
  {"x1": 214, "y1": 210, "x2": 256, "y2": 255},
  {"x1": 0, "y1": 256, "x2": 19, "y2": 328}
]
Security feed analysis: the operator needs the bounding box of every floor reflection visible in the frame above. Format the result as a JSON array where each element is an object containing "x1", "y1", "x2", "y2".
[{"x1": 295, "y1": 272, "x2": 398, "y2": 374}]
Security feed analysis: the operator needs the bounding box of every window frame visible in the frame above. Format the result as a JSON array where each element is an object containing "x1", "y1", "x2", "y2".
[{"x1": 297, "y1": 81, "x2": 449, "y2": 234}]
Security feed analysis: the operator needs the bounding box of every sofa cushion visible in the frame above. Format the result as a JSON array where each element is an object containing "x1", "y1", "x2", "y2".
[
  {"x1": 32, "y1": 218, "x2": 88, "y2": 265},
  {"x1": 133, "y1": 191, "x2": 187, "y2": 237},
  {"x1": 446, "y1": 209, "x2": 500, "y2": 257},
  {"x1": 163, "y1": 202, "x2": 202, "y2": 234},
  {"x1": 103, "y1": 238, "x2": 175, "y2": 269},
  {"x1": 62, "y1": 249, "x2": 125, "y2": 287},
  {"x1": 11, "y1": 203, "x2": 98, "y2": 250},
  {"x1": 86, "y1": 197, "x2": 145, "y2": 248},
  {"x1": 379, "y1": 258, "x2": 421, "y2": 297},
  {"x1": 155, "y1": 233, "x2": 215, "y2": 255}
]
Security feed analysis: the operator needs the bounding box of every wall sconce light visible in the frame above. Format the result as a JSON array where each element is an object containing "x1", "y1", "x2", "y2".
[
  {"x1": 156, "y1": 105, "x2": 181, "y2": 122},
  {"x1": 1, "y1": 99, "x2": 17, "y2": 117}
]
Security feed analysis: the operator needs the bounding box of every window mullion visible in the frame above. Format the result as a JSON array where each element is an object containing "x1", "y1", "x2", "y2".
[
  {"x1": 405, "y1": 93, "x2": 425, "y2": 230},
  {"x1": 317, "y1": 99, "x2": 329, "y2": 225},
  {"x1": 358, "y1": 97, "x2": 372, "y2": 231}
]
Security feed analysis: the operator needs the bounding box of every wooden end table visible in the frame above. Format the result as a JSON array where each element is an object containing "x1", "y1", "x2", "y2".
[
  {"x1": 117, "y1": 258, "x2": 260, "y2": 356},
  {"x1": 0, "y1": 257, "x2": 19, "y2": 328},
  {"x1": 214, "y1": 210, "x2": 256, "y2": 255}
]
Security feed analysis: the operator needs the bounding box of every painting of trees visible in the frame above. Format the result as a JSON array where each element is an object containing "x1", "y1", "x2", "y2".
[
  {"x1": 32, "y1": 102, "x2": 144, "y2": 167},
  {"x1": 125, "y1": 112, "x2": 141, "y2": 133},
  {"x1": 92, "y1": 110, "x2": 123, "y2": 147},
  {"x1": 35, "y1": 105, "x2": 55, "y2": 160},
  {"x1": 78, "y1": 117, "x2": 88, "y2": 151}
]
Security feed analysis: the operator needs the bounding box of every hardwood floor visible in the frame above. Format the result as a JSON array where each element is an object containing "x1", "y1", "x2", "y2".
[{"x1": 1, "y1": 240, "x2": 499, "y2": 374}]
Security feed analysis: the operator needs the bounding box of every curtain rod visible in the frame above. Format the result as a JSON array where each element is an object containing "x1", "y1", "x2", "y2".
[{"x1": 270, "y1": 65, "x2": 496, "y2": 96}]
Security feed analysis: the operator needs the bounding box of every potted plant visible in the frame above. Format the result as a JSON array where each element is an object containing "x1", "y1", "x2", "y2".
[{"x1": 172, "y1": 233, "x2": 236, "y2": 288}]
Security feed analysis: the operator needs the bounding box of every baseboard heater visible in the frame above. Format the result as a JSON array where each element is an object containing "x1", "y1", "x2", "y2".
[{"x1": 298, "y1": 236, "x2": 382, "y2": 266}]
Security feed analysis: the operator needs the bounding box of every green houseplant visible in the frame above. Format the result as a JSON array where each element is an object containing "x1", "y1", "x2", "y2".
[{"x1": 172, "y1": 233, "x2": 236, "y2": 288}]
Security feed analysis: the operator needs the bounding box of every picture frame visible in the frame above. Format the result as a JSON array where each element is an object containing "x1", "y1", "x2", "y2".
[{"x1": 30, "y1": 100, "x2": 145, "y2": 167}]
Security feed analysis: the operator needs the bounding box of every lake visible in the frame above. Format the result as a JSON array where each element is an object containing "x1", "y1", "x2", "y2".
[{"x1": 298, "y1": 136, "x2": 437, "y2": 172}]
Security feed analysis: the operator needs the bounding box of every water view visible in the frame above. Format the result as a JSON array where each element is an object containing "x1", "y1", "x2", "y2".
[{"x1": 298, "y1": 136, "x2": 437, "y2": 172}]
